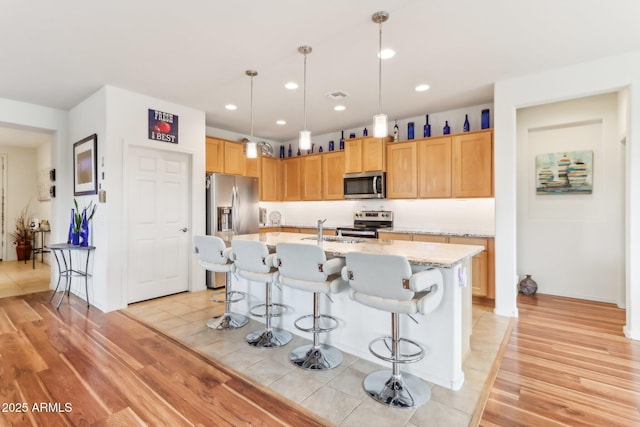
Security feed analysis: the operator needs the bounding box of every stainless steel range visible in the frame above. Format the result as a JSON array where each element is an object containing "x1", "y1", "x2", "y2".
[{"x1": 336, "y1": 210, "x2": 393, "y2": 239}]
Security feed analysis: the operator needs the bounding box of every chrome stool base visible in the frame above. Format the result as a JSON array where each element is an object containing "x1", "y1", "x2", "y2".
[
  {"x1": 206, "y1": 313, "x2": 249, "y2": 330},
  {"x1": 246, "y1": 328, "x2": 292, "y2": 348},
  {"x1": 363, "y1": 370, "x2": 431, "y2": 408},
  {"x1": 290, "y1": 344, "x2": 342, "y2": 370}
]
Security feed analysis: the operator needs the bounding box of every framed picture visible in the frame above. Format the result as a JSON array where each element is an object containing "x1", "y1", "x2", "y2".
[
  {"x1": 73, "y1": 134, "x2": 98, "y2": 196},
  {"x1": 535, "y1": 150, "x2": 593, "y2": 194}
]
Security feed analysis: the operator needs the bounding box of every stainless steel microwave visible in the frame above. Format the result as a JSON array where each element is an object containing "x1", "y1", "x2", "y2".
[{"x1": 343, "y1": 171, "x2": 386, "y2": 199}]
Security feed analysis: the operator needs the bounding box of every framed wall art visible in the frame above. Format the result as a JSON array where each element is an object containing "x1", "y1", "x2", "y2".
[
  {"x1": 73, "y1": 134, "x2": 98, "y2": 196},
  {"x1": 535, "y1": 150, "x2": 593, "y2": 194}
]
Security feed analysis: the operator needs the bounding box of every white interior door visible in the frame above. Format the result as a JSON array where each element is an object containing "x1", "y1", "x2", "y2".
[{"x1": 127, "y1": 146, "x2": 190, "y2": 303}]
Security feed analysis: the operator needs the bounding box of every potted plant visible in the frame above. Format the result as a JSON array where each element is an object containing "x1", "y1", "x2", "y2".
[
  {"x1": 10, "y1": 204, "x2": 34, "y2": 260},
  {"x1": 70, "y1": 199, "x2": 97, "y2": 246}
]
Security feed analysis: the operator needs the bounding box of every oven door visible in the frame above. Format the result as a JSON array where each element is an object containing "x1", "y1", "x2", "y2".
[
  {"x1": 343, "y1": 172, "x2": 385, "y2": 199},
  {"x1": 336, "y1": 227, "x2": 378, "y2": 239}
]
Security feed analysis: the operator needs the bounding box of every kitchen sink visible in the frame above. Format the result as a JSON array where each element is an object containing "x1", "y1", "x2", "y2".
[{"x1": 301, "y1": 236, "x2": 366, "y2": 244}]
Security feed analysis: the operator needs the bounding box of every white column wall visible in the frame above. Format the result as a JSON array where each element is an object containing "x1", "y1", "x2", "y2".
[{"x1": 493, "y1": 50, "x2": 640, "y2": 339}]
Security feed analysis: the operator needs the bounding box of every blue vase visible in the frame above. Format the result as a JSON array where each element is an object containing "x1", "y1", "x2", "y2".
[
  {"x1": 481, "y1": 109, "x2": 490, "y2": 129},
  {"x1": 463, "y1": 114, "x2": 470, "y2": 132},
  {"x1": 80, "y1": 210, "x2": 89, "y2": 246},
  {"x1": 443, "y1": 121, "x2": 451, "y2": 135},
  {"x1": 71, "y1": 231, "x2": 80, "y2": 245},
  {"x1": 363, "y1": 127, "x2": 368, "y2": 136},
  {"x1": 423, "y1": 115, "x2": 431, "y2": 138},
  {"x1": 339, "y1": 131, "x2": 345, "y2": 150},
  {"x1": 288, "y1": 144, "x2": 292, "y2": 157},
  {"x1": 279, "y1": 145, "x2": 285, "y2": 158},
  {"x1": 319, "y1": 146, "x2": 323, "y2": 153},
  {"x1": 407, "y1": 122, "x2": 415, "y2": 140},
  {"x1": 67, "y1": 209, "x2": 74, "y2": 244},
  {"x1": 329, "y1": 140, "x2": 335, "y2": 151}
]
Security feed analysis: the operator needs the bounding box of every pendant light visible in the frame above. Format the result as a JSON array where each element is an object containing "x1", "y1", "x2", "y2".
[
  {"x1": 245, "y1": 70, "x2": 258, "y2": 159},
  {"x1": 372, "y1": 11, "x2": 389, "y2": 138},
  {"x1": 298, "y1": 45, "x2": 312, "y2": 150}
]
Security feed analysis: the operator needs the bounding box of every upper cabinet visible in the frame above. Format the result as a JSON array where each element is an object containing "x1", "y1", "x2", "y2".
[
  {"x1": 223, "y1": 140, "x2": 246, "y2": 176},
  {"x1": 322, "y1": 151, "x2": 345, "y2": 200},
  {"x1": 452, "y1": 130, "x2": 493, "y2": 198},
  {"x1": 344, "y1": 136, "x2": 390, "y2": 173},
  {"x1": 282, "y1": 157, "x2": 301, "y2": 201},
  {"x1": 205, "y1": 137, "x2": 224, "y2": 173},
  {"x1": 260, "y1": 156, "x2": 281, "y2": 201},
  {"x1": 301, "y1": 155, "x2": 323, "y2": 200},
  {"x1": 418, "y1": 136, "x2": 452, "y2": 198},
  {"x1": 386, "y1": 141, "x2": 418, "y2": 199}
]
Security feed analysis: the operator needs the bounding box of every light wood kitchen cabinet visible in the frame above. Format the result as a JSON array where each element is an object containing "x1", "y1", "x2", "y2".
[
  {"x1": 259, "y1": 227, "x2": 281, "y2": 233},
  {"x1": 449, "y1": 236, "x2": 489, "y2": 297},
  {"x1": 245, "y1": 156, "x2": 259, "y2": 178},
  {"x1": 386, "y1": 141, "x2": 418, "y2": 199},
  {"x1": 322, "y1": 151, "x2": 345, "y2": 200},
  {"x1": 378, "y1": 231, "x2": 412, "y2": 241},
  {"x1": 452, "y1": 130, "x2": 493, "y2": 198},
  {"x1": 412, "y1": 234, "x2": 448, "y2": 243},
  {"x1": 223, "y1": 140, "x2": 246, "y2": 175},
  {"x1": 260, "y1": 156, "x2": 281, "y2": 201},
  {"x1": 281, "y1": 227, "x2": 300, "y2": 233},
  {"x1": 344, "y1": 136, "x2": 389, "y2": 173},
  {"x1": 301, "y1": 155, "x2": 323, "y2": 200},
  {"x1": 205, "y1": 137, "x2": 224, "y2": 173},
  {"x1": 418, "y1": 136, "x2": 452, "y2": 198},
  {"x1": 282, "y1": 157, "x2": 301, "y2": 201}
]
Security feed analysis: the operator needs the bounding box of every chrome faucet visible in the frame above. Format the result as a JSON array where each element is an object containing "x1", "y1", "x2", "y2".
[{"x1": 317, "y1": 218, "x2": 327, "y2": 242}]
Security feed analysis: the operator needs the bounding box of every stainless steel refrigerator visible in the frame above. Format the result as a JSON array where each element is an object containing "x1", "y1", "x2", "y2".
[{"x1": 206, "y1": 173, "x2": 259, "y2": 288}]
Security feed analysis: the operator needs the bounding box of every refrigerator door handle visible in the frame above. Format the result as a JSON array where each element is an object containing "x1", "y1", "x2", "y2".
[{"x1": 232, "y1": 185, "x2": 238, "y2": 234}]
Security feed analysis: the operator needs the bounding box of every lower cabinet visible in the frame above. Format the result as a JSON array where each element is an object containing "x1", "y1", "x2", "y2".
[{"x1": 377, "y1": 231, "x2": 494, "y2": 299}]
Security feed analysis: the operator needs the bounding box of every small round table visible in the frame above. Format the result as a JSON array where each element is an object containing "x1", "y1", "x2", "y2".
[{"x1": 47, "y1": 243, "x2": 95, "y2": 309}]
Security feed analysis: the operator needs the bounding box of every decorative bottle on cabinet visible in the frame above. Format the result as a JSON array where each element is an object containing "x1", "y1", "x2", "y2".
[
  {"x1": 339, "y1": 131, "x2": 345, "y2": 150},
  {"x1": 407, "y1": 122, "x2": 415, "y2": 140},
  {"x1": 329, "y1": 140, "x2": 335, "y2": 151},
  {"x1": 288, "y1": 144, "x2": 292, "y2": 157},
  {"x1": 393, "y1": 121, "x2": 399, "y2": 142},
  {"x1": 481, "y1": 109, "x2": 490, "y2": 129},
  {"x1": 423, "y1": 115, "x2": 431, "y2": 137},
  {"x1": 279, "y1": 145, "x2": 285, "y2": 158},
  {"x1": 297, "y1": 147, "x2": 301, "y2": 156},
  {"x1": 443, "y1": 121, "x2": 451, "y2": 135},
  {"x1": 363, "y1": 127, "x2": 368, "y2": 136},
  {"x1": 463, "y1": 114, "x2": 470, "y2": 132}
]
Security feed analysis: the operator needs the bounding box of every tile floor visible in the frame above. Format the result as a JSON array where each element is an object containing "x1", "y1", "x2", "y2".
[
  {"x1": 0, "y1": 259, "x2": 51, "y2": 298},
  {"x1": 126, "y1": 290, "x2": 511, "y2": 427}
]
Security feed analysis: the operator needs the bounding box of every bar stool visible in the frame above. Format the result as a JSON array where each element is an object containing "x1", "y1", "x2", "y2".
[
  {"x1": 193, "y1": 235, "x2": 248, "y2": 330},
  {"x1": 231, "y1": 239, "x2": 292, "y2": 348},
  {"x1": 274, "y1": 242, "x2": 347, "y2": 370},
  {"x1": 342, "y1": 252, "x2": 444, "y2": 408}
]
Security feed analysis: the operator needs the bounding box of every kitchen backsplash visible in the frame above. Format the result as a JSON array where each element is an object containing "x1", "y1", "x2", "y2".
[{"x1": 259, "y1": 198, "x2": 495, "y2": 235}]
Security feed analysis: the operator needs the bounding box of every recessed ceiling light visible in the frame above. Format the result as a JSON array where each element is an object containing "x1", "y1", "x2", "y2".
[
  {"x1": 225, "y1": 104, "x2": 237, "y2": 110},
  {"x1": 378, "y1": 48, "x2": 395, "y2": 59},
  {"x1": 285, "y1": 82, "x2": 298, "y2": 90},
  {"x1": 276, "y1": 120, "x2": 286, "y2": 125},
  {"x1": 415, "y1": 84, "x2": 430, "y2": 92},
  {"x1": 334, "y1": 105, "x2": 346, "y2": 111}
]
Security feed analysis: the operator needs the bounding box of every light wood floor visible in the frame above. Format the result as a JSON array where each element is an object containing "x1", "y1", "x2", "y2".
[
  {"x1": 0, "y1": 260, "x2": 50, "y2": 298},
  {"x1": 480, "y1": 294, "x2": 640, "y2": 426},
  {"x1": 0, "y1": 291, "x2": 329, "y2": 426}
]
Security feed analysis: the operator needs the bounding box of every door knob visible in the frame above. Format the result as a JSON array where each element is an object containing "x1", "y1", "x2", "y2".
[{"x1": 179, "y1": 227, "x2": 188, "y2": 233}]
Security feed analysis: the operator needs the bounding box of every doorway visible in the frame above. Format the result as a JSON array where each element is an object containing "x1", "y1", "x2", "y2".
[{"x1": 127, "y1": 146, "x2": 191, "y2": 303}]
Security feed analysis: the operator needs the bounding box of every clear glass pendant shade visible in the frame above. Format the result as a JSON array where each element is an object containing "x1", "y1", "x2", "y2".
[{"x1": 246, "y1": 141, "x2": 257, "y2": 158}]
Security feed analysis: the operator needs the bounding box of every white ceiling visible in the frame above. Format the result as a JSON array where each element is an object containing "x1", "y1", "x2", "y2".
[{"x1": 1, "y1": 0, "x2": 640, "y2": 143}]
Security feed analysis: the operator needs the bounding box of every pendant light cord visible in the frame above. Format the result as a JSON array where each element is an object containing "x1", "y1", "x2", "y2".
[
  {"x1": 378, "y1": 20, "x2": 382, "y2": 115},
  {"x1": 250, "y1": 75, "x2": 254, "y2": 140},
  {"x1": 303, "y1": 51, "x2": 308, "y2": 130}
]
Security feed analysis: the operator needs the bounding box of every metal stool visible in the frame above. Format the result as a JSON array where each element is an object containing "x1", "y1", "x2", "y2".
[
  {"x1": 194, "y1": 235, "x2": 248, "y2": 330},
  {"x1": 231, "y1": 239, "x2": 292, "y2": 348},
  {"x1": 342, "y1": 252, "x2": 444, "y2": 408},
  {"x1": 274, "y1": 242, "x2": 347, "y2": 370}
]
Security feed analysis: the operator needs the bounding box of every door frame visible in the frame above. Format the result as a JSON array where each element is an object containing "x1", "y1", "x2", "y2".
[{"x1": 121, "y1": 143, "x2": 194, "y2": 307}]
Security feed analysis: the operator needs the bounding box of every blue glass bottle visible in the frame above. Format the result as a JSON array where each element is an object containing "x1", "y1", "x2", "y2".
[
  {"x1": 481, "y1": 109, "x2": 490, "y2": 129},
  {"x1": 407, "y1": 122, "x2": 415, "y2": 140},
  {"x1": 279, "y1": 145, "x2": 285, "y2": 158},
  {"x1": 67, "y1": 208, "x2": 74, "y2": 244},
  {"x1": 80, "y1": 210, "x2": 89, "y2": 246},
  {"x1": 443, "y1": 121, "x2": 451, "y2": 135},
  {"x1": 423, "y1": 115, "x2": 431, "y2": 138},
  {"x1": 319, "y1": 146, "x2": 323, "y2": 153},
  {"x1": 288, "y1": 144, "x2": 292, "y2": 157},
  {"x1": 463, "y1": 114, "x2": 470, "y2": 132},
  {"x1": 329, "y1": 140, "x2": 335, "y2": 151},
  {"x1": 297, "y1": 147, "x2": 301, "y2": 156},
  {"x1": 363, "y1": 127, "x2": 368, "y2": 136},
  {"x1": 339, "y1": 131, "x2": 345, "y2": 150}
]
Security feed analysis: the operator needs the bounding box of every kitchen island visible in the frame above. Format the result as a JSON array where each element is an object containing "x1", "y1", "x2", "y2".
[{"x1": 231, "y1": 232, "x2": 483, "y2": 390}]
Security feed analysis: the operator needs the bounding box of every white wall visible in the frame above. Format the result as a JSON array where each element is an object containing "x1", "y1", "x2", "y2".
[
  {"x1": 516, "y1": 93, "x2": 623, "y2": 304},
  {"x1": 494, "y1": 50, "x2": 640, "y2": 340},
  {"x1": 35, "y1": 141, "x2": 52, "y2": 230},
  {"x1": 261, "y1": 198, "x2": 494, "y2": 235}
]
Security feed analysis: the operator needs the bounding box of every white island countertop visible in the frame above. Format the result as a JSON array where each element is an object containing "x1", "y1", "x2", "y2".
[{"x1": 233, "y1": 232, "x2": 483, "y2": 268}]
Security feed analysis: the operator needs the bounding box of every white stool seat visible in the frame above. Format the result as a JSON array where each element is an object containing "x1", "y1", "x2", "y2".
[
  {"x1": 194, "y1": 235, "x2": 248, "y2": 330},
  {"x1": 231, "y1": 239, "x2": 292, "y2": 348},
  {"x1": 275, "y1": 242, "x2": 347, "y2": 370},
  {"x1": 342, "y1": 251, "x2": 443, "y2": 408}
]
